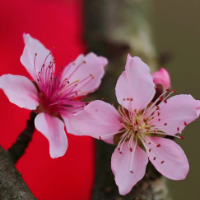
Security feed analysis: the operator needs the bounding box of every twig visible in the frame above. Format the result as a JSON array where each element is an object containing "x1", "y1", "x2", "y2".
[{"x1": 8, "y1": 112, "x2": 37, "y2": 163}]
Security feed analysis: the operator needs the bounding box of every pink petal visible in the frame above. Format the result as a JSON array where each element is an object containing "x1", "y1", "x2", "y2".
[
  {"x1": 0, "y1": 74, "x2": 39, "y2": 110},
  {"x1": 20, "y1": 33, "x2": 54, "y2": 80},
  {"x1": 35, "y1": 113, "x2": 68, "y2": 158},
  {"x1": 150, "y1": 95, "x2": 200, "y2": 135},
  {"x1": 116, "y1": 55, "x2": 155, "y2": 111},
  {"x1": 61, "y1": 53, "x2": 107, "y2": 96},
  {"x1": 111, "y1": 141, "x2": 148, "y2": 195},
  {"x1": 147, "y1": 137, "x2": 189, "y2": 180},
  {"x1": 152, "y1": 68, "x2": 171, "y2": 89},
  {"x1": 68, "y1": 100, "x2": 123, "y2": 143}
]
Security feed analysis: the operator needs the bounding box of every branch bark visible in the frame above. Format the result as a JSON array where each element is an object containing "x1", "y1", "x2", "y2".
[
  {"x1": 0, "y1": 112, "x2": 37, "y2": 200},
  {"x1": 8, "y1": 112, "x2": 36, "y2": 164},
  {"x1": 84, "y1": 0, "x2": 172, "y2": 199},
  {"x1": 0, "y1": 145, "x2": 37, "y2": 200}
]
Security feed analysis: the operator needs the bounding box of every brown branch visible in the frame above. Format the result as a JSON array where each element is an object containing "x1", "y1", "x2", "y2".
[
  {"x1": 0, "y1": 145, "x2": 37, "y2": 200},
  {"x1": 8, "y1": 111, "x2": 37, "y2": 164}
]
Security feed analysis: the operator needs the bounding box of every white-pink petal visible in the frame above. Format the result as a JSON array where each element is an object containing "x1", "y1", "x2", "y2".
[
  {"x1": 150, "y1": 95, "x2": 200, "y2": 135},
  {"x1": 61, "y1": 53, "x2": 107, "y2": 97},
  {"x1": 68, "y1": 100, "x2": 123, "y2": 143},
  {"x1": 35, "y1": 113, "x2": 68, "y2": 158},
  {"x1": 116, "y1": 55, "x2": 155, "y2": 111},
  {"x1": 20, "y1": 33, "x2": 54, "y2": 80},
  {"x1": 147, "y1": 137, "x2": 189, "y2": 180},
  {"x1": 0, "y1": 74, "x2": 39, "y2": 110},
  {"x1": 111, "y1": 141, "x2": 148, "y2": 195}
]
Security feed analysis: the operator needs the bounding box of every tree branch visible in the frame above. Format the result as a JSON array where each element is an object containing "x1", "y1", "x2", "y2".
[
  {"x1": 8, "y1": 112, "x2": 36, "y2": 164},
  {"x1": 0, "y1": 145, "x2": 37, "y2": 200}
]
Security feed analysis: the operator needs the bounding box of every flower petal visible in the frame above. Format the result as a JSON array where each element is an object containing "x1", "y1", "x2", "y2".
[
  {"x1": 20, "y1": 33, "x2": 54, "y2": 80},
  {"x1": 147, "y1": 137, "x2": 189, "y2": 180},
  {"x1": 150, "y1": 94, "x2": 200, "y2": 135},
  {"x1": 116, "y1": 55, "x2": 155, "y2": 111},
  {"x1": 35, "y1": 113, "x2": 68, "y2": 158},
  {"x1": 68, "y1": 100, "x2": 123, "y2": 143},
  {"x1": 0, "y1": 74, "x2": 39, "y2": 110},
  {"x1": 152, "y1": 68, "x2": 171, "y2": 89},
  {"x1": 111, "y1": 141, "x2": 148, "y2": 195},
  {"x1": 61, "y1": 52, "x2": 107, "y2": 96}
]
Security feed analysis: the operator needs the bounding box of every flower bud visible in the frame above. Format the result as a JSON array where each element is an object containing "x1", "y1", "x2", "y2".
[{"x1": 152, "y1": 68, "x2": 171, "y2": 90}]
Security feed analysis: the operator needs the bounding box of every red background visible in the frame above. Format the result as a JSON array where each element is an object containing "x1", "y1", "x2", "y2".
[{"x1": 0, "y1": 0, "x2": 95, "y2": 199}]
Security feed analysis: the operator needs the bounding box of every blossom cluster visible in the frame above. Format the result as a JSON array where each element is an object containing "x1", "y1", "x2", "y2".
[{"x1": 1, "y1": 34, "x2": 199, "y2": 195}]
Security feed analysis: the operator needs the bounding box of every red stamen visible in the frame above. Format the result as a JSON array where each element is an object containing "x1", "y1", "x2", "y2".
[
  {"x1": 181, "y1": 136, "x2": 184, "y2": 140},
  {"x1": 177, "y1": 127, "x2": 180, "y2": 131},
  {"x1": 158, "y1": 112, "x2": 160, "y2": 116},
  {"x1": 130, "y1": 171, "x2": 134, "y2": 174},
  {"x1": 130, "y1": 148, "x2": 133, "y2": 152},
  {"x1": 149, "y1": 148, "x2": 151, "y2": 152},
  {"x1": 99, "y1": 136, "x2": 102, "y2": 140},
  {"x1": 157, "y1": 144, "x2": 161, "y2": 147},
  {"x1": 164, "y1": 100, "x2": 167, "y2": 103},
  {"x1": 158, "y1": 119, "x2": 161, "y2": 121},
  {"x1": 161, "y1": 161, "x2": 165, "y2": 164},
  {"x1": 184, "y1": 122, "x2": 187, "y2": 126},
  {"x1": 159, "y1": 97, "x2": 163, "y2": 101},
  {"x1": 166, "y1": 89, "x2": 170, "y2": 92},
  {"x1": 172, "y1": 89, "x2": 176, "y2": 93},
  {"x1": 153, "y1": 157, "x2": 156, "y2": 160},
  {"x1": 164, "y1": 123, "x2": 167, "y2": 126}
]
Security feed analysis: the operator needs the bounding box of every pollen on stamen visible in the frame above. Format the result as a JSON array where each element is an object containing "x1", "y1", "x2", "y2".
[
  {"x1": 164, "y1": 123, "x2": 167, "y2": 126},
  {"x1": 35, "y1": 53, "x2": 37, "y2": 56},
  {"x1": 149, "y1": 148, "x2": 151, "y2": 152},
  {"x1": 119, "y1": 151, "x2": 122, "y2": 154},
  {"x1": 161, "y1": 161, "x2": 165, "y2": 164},
  {"x1": 153, "y1": 157, "x2": 156, "y2": 160},
  {"x1": 130, "y1": 98, "x2": 133, "y2": 101},
  {"x1": 166, "y1": 89, "x2": 170, "y2": 92},
  {"x1": 184, "y1": 122, "x2": 187, "y2": 126},
  {"x1": 158, "y1": 119, "x2": 161, "y2": 121},
  {"x1": 157, "y1": 144, "x2": 161, "y2": 147},
  {"x1": 177, "y1": 127, "x2": 180, "y2": 131},
  {"x1": 130, "y1": 171, "x2": 134, "y2": 174},
  {"x1": 156, "y1": 106, "x2": 160, "y2": 110},
  {"x1": 172, "y1": 89, "x2": 176, "y2": 93},
  {"x1": 164, "y1": 100, "x2": 167, "y2": 103},
  {"x1": 158, "y1": 112, "x2": 160, "y2": 116},
  {"x1": 181, "y1": 136, "x2": 184, "y2": 140},
  {"x1": 159, "y1": 96, "x2": 163, "y2": 101},
  {"x1": 83, "y1": 61, "x2": 86, "y2": 64}
]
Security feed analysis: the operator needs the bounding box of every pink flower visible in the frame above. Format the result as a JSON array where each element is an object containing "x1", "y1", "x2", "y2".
[
  {"x1": 0, "y1": 34, "x2": 108, "y2": 158},
  {"x1": 152, "y1": 68, "x2": 171, "y2": 89},
  {"x1": 68, "y1": 54, "x2": 200, "y2": 195}
]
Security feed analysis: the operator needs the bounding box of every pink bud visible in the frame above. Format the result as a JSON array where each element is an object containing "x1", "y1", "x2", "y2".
[{"x1": 152, "y1": 68, "x2": 171, "y2": 89}]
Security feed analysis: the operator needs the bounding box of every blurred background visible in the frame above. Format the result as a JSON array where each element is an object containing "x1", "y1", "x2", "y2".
[
  {"x1": 0, "y1": 0, "x2": 200, "y2": 199},
  {"x1": 153, "y1": 1, "x2": 200, "y2": 199}
]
